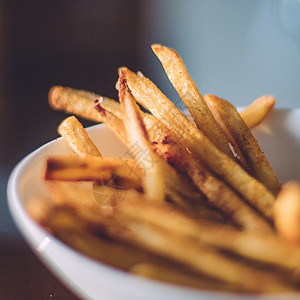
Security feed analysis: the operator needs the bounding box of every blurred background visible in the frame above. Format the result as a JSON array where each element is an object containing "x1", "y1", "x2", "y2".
[{"x1": 0, "y1": 0, "x2": 299, "y2": 299}]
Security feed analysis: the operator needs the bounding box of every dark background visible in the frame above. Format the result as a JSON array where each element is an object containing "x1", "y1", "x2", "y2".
[
  {"x1": 0, "y1": 1, "x2": 145, "y2": 299},
  {"x1": 0, "y1": 0, "x2": 143, "y2": 168}
]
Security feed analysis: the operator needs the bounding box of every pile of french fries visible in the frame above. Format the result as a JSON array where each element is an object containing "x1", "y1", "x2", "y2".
[{"x1": 27, "y1": 44, "x2": 300, "y2": 294}]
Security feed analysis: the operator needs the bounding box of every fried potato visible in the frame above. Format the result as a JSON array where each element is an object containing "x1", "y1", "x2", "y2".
[
  {"x1": 118, "y1": 74, "x2": 165, "y2": 202},
  {"x1": 143, "y1": 113, "x2": 272, "y2": 232},
  {"x1": 240, "y1": 95, "x2": 275, "y2": 129},
  {"x1": 115, "y1": 213, "x2": 295, "y2": 293},
  {"x1": 48, "y1": 85, "x2": 121, "y2": 122},
  {"x1": 97, "y1": 81, "x2": 206, "y2": 211},
  {"x1": 44, "y1": 155, "x2": 143, "y2": 190},
  {"x1": 118, "y1": 197, "x2": 300, "y2": 273},
  {"x1": 58, "y1": 116, "x2": 102, "y2": 157},
  {"x1": 27, "y1": 196, "x2": 166, "y2": 270},
  {"x1": 94, "y1": 101, "x2": 128, "y2": 144},
  {"x1": 151, "y1": 44, "x2": 233, "y2": 158},
  {"x1": 274, "y1": 182, "x2": 300, "y2": 243},
  {"x1": 122, "y1": 67, "x2": 276, "y2": 220},
  {"x1": 204, "y1": 94, "x2": 281, "y2": 194},
  {"x1": 41, "y1": 44, "x2": 299, "y2": 294},
  {"x1": 46, "y1": 182, "x2": 296, "y2": 293}
]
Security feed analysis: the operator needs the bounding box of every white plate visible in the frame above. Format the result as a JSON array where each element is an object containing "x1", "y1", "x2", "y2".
[{"x1": 7, "y1": 109, "x2": 300, "y2": 300}]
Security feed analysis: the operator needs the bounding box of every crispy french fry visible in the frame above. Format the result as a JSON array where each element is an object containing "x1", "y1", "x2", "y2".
[
  {"x1": 52, "y1": 219, "x2": 155, "y2": 271},
  {"x1": 44, "y1": 155, "x2": 143, "y2": 189},
  {"x1": 42, "y1": 45, "x2": 299, "y2": 294},
  {"x1": 37, "y1": 184, "x2": 295, "y2": 293},
  {"x1": 151, "y1": 44, "x2": 233, "y2": 158},
  {"x1": 96, "y1": 92, "x2": 206, "y2": 211},
  {"x1": 114, "y1": 215, "x2": 295, "y2": 293},
  {"x1": 274, "y1": 182, "x2": 300, "y2": 243},
  {"x1": 58, "y1": 116, "x2": 102, "y2": 157},
  {"x1": 122, "y1": 67, "x2": 276, "y2": 220},
  {"x1": 94, "y1": 100, "x2": 128, "y2": 144},
  {"x1": 43, "y1": 177, "x2": 299, "y2": 293},
  {"x1": 27, "y1": 197, "x2": 165, "y2": 270},
  {"x1": 118, "y1": 74, "x2": 165, "y2": 202},
  {"x1": 46, "y1": 181, "x2": 103, "y2": 210},
  {"x1": 48, "y1": 86, "x2": 121, "y2": 122},
  {"x1": 143, "y1": 113, "x2": 272, "y2": 232},
  {"x1": 204, "y1": 94, "x2": 281, "y2": 194},
  {"x1": 240, "y1": 95, "x2": 275, "y2": 129},
  {"x1": 44, "y1": 182, "x2": 300, "y2": 276},
  {"x1": 118, "y1": 197, "x2": 300, "y2": 274}
]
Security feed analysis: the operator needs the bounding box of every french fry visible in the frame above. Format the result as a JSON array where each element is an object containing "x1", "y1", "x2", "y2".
[
  {"x1": 204, "y1": 94, "x2": 281, "y2": 194},
  {"x1": 122, "y1": 67, "x2": 276, "y2": 220},
  {"x1": 96, "y1": 93, "x2": 207, "y2": 211},
  {"x1": 143, "y1": 113, "x2": 272, "y2": 232},
  {"x1": 44, "y1": 155, "x2": 143, "y2": 189},
  {"x1": 274, "y1": 182, "x2": 300, "y2": 243},
  {"x1": 52, "y1": 218, "x2": 156, "y2": 271},
  {"x1": 48, "y1": 86, "x2": 121, "y2": 122},
  {"x1": 118, "y1": 197, "x2": 300, "y2": 273},
  {"x1": 97, "y1": 98, "x2": 262, "y2": 227},
  {"x1": 26, "y1": 196, "x2": 166, "y2": 271},
  {"x1": 113, "y1": 213, "x2": 295, "y2": 293},
  {"x1": 41, "y1": 44, "x2": 300, "y2": 294},
  {"x1": 118, "y1": 75, "x2": 165, "y2": 202},
  {"x1": 41, "y1": 171, "x2": 299, "y2": 293},
  {"x1": 151, "y1": 44, "x2": 233, "y2": 158},
  {"x1": 58, "y1": 116, "x2": 102, "y2": 157},
  {"x1": 44, "y1": 182, "x2": 300, "y2": 276},
  {"x1": 240, "y1": 95, "x2": 276, "y2": 129},
  {"x1": 95, "y1": 104, "x2": 227, "y2": 222},
  {"x1": 94, "y1": 99, "x2": 128, "y2": 144},
  {"x1": 33, "y1": 185, "x2": 295, "y2": 293}
]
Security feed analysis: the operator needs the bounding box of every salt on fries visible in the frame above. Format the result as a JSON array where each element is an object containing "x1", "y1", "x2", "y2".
[{"x1": 25, "y1": 44, "x2": 300, "y2": 294}]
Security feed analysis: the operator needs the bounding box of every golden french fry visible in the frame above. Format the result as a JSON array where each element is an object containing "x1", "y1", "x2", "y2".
[
  {"x1": 94, "y1": 101, "x2": 128, "y2": 145},
  {"x1": 97, "y1": 87, "x2": 206, "y2": 210},
  {"x1": 122, "y1": 67, "x2": 276, "y2": 220},
  {"x1": 143, "y1": 113, "x2": 272, "y2": 232},
  {"x1": 45, "y1": 181, "x2": 300, "y2": 276},
  {"x1": 58, "y1": 116, "x2": 102, "y2": 157},
  {"x1": 240, "y1": 95, "x2": 275, "y2": 129},
  {"x1": 28, "y1": 199, "x2": 164, "y2": 270},
  {"x1": 117, "y1": 215, "x2": 295, "y2": 293},
  {"x1": 42, "y1": 45, "x2": 299, "y2": 294},
  {"x1": 47, "y1": 181, "x2": 100, "y2": 207},
  {"x1": 118, "y1": 74, "x2": 165, "y2": 202},
  {"x1": 44, "y1": 155, "x2": 143, "y2": 189},
  {"x1": 204, "y1": 94, "x2": 281, "y2": 194},
  {"x1": 142, "y1": 115, "x2": 226, "y2": 222},
  {"x1": 44, "y1": 182, "x2": 294, "y2": 294},
  {"x1": 44, "y1": 179, "x2": 298, "y2": 293},
  {"x1": 118, "y1": 197, "x2": 300, "y2": 273},
  {"x1": 53, "y1": 221, "x2": 151, "y2": 271},
  {"x1": 151, "y1": 44, "x2": 233, "y2": 158},
  {"x1": 274, "y1": 182, "x2": 300, "y2": 243},
  {"x1": 48, "y1": 85, "x2": 121, "y2": 122}
]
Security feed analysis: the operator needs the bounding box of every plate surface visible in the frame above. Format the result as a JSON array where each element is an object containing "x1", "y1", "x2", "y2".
[{"x1": 7, "y1": 109, "x2": 300, "y2": 300}]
